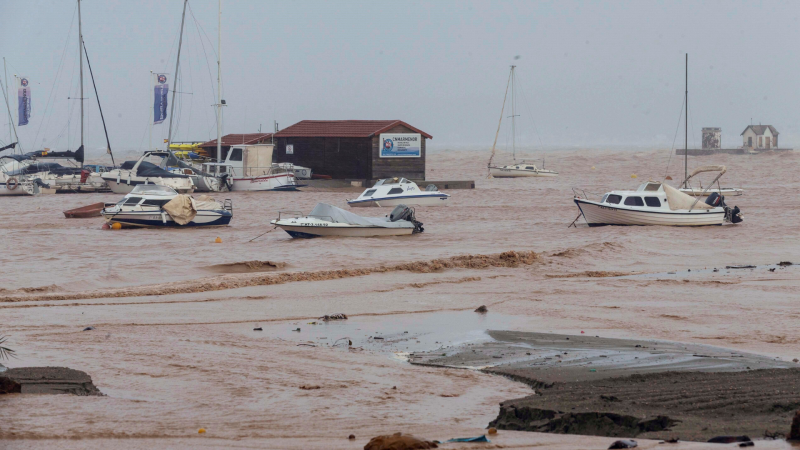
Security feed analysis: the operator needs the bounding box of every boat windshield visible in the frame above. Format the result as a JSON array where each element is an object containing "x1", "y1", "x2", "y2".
[{"x1": 130, "y1": 184, "x2": 178, "y2": 196}]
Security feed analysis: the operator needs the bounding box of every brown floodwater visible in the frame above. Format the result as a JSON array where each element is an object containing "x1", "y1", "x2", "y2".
[{"x1": 2, "y1": 148, "x2": 800, "y2": 449}]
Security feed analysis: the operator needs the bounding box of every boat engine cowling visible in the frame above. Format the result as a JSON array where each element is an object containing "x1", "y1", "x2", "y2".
[
  {"x1": 705, "y1": 192, "x2": 726, "y2": 207},
  {"x1": 389, "y1": 204, "x2": 424, "y2": 233}
]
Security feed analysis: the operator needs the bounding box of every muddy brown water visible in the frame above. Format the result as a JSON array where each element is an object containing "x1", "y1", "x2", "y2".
[{"x1": 3, "y1": 148, "x2": 800, "y2": 449}]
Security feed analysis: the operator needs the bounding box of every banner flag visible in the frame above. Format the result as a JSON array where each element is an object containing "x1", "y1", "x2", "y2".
[
  {"x1": 154, "y1": 73, "x2": 168, "y2": 124},
  {"x1": 18, "y1": 77, "x2": 31, "y2": 126}
]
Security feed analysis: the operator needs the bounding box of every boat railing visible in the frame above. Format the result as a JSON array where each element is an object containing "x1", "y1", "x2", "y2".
[
  {"x1": 572, "y1": 187, "x2": 605, "y2": 200},
  {"x1": 223, "y1": 199, "x2": 233, "y2": 213}
]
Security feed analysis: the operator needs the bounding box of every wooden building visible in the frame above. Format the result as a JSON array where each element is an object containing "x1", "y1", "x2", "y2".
[
  {"x1": 273, "y1": 120, "x2": 432, "y2": 180},
  {"x1": 198, "y1": 133, "x2": 273, "y2": 160},
  {"x1": 741, "y1": 125, "x2": 779, "y2": 150}
]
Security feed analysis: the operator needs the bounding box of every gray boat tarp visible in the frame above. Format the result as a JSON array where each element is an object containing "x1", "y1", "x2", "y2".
[{"x1": 309, "y1": 203, "x2": 413, "y2": 229}]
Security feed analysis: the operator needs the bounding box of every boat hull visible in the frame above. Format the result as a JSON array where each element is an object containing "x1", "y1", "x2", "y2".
[
  {"x1": 231, "y1": 174, "x2": 298, "y2": 191},
  {"x1": 101, "y1": 210, "x2": 232, "y2": 228},
  {"x1": 0, "y1": 184, "x2": 36, "y2": 196},
  {"x1": 489, "y1": 167, "x2": 558, "y2": 178},
  {"x1": 276, "y1": 224, "x2": 414, "y2": 238},
  {"x1": 574, "y1": 199, "x2": 725, "y2": 226},
  {"x1": 64, "y1": 202, "x2": 107, "y2": 218},
  {"x1": 348, "y1": 194, "x2": 449, "y2": 207}
]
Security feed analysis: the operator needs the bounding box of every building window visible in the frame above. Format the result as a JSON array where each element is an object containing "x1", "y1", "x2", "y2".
[{"x1": 624, "y1": 196, "x2": 644, "y2": 207}]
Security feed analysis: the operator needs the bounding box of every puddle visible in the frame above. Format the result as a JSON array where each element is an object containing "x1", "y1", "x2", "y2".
[{"x1": 256, "y1": 310, "x2": 532, "y2": 360}]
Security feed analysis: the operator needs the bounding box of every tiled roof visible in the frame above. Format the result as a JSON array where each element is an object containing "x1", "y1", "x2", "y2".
[
  {"x1": 199, "y1": 133, "x2": 273, "y2": 148},
  {"x1": 274, "y1": 120, "x2": 432, "y2": 139},
  {"x1": 740, "y1": 125, "x2": 779, "y2": 136}
]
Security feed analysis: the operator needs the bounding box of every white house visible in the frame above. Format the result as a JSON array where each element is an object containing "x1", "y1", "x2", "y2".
[{"x1": 741, "y1": 125, "x2": 779, "y2": 149}]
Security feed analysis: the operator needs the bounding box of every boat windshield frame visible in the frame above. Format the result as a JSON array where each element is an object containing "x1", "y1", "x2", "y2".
[{"x1": 130, "y1": 184, "x2": 178, "y2": 196}]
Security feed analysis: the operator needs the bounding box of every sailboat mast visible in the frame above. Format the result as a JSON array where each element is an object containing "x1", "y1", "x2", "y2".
[
  {"x1": 216, "y1": 0, "x2": 222, "y2": 172},
  {"x1": 78, "y1": 0, "x2": 84, "y2": 166},
  {"x1": 487, "y1": 67, "x2": 513, "y2": 173},
  {"x1": 511, "y1": 65, "x2": 516, "y2": 161},
  {"x1": 684, "y1": 53, "x2": 688, "y2": 188},
  {"x1": 2, "y1": 58, "x2": 19, "y2": 152},
  {"x1": 166, "y1": 0, "x2": 189, "y2": 154}
]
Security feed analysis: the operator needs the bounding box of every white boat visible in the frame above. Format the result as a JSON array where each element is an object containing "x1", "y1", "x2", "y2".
[
  {"x1": 489, "y1": 162, "x2": 558, "y2": 178},
  {"x1": 271, "y1": 203, "x2": 423, "y2": 238},
  {"x1": 101, "y1": 184, "x2": 232, "y2": 228},
  {"x1": 209, "y1": 144, "x2": 300, "y2": 191},
  {"x1": 573, "y1": 180, "x2": 743, "y2": 227},
  {"x1": 276, "y1": 162, "x2": 313, "y2": 180},
  {"x1": 101, "y1": 151, "x2": 195, "y2": 194},
  {"x1": 678, "y1": 166, "x2": 743, "y2": 197},
  {"x1": 487, "y1": 65, "x2": 557, "y2": 178},
  {"x1": 347, "y1": 178, "x2": 449, "y2": 207}
]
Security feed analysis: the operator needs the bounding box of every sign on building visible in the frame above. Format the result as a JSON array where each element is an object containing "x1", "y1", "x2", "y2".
[
  {"x1": 379, "y1": 133, "x2": 421, "y2": 158},
  {"x1": 702, "y1": 127, "x2": 721, "y2": 149},
  {"x1": 286, "y1": 144, "x2": 294, "y2": 155}
]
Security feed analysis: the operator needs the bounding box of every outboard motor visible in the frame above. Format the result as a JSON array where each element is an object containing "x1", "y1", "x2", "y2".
[
  {"x1": 726, "y1": 205, "x2": 743, "y2": 224},
  {"x1": 425, "y1": 184, "x2": 439, "y2": 192},
  {"x1": 389, "y1": 204, "x2": 424, "y2": 233},
  {"x1": 705, "y1": 192, "x2": 726, "y2": 207},
  {"x1": 32, "y1": 178, "x2": 51, "y2": 189}
]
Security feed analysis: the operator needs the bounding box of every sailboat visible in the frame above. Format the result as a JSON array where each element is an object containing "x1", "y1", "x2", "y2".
[
  {"x1": 4, "y1": 0, "x2": 117, "y2": 194},
  {"x1": 487, "y1": 65, "x2": 557, "y2": 178}
]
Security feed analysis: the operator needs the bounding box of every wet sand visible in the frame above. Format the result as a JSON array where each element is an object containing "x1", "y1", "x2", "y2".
[{"x1": 3, "y1": 148, "x2": 800, "y2": 448}]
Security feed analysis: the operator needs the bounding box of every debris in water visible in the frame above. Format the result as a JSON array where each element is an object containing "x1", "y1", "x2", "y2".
[
  {"x1": 349, "y1": 434, "x2": 355, "y2": 440},
  {"x1": 738, "y1": 442, "x2": 754, "y2": 447},
  {"x1": 769, "y1": 268, "x2": 776, "y2": 272},
  {"x1": 364, "y1": 432, "x2": 438, "y2": 450},
  {"x1": 661, "y1": 437, "x2": 680, "y2": 443},
  {"x1": 292, "y1": 328, "x2": 301, "y2": 332},
  {"x1": 778, "y1": 261, "x2": 793, "y2": 266},
  {"x1": 253, "y1": 327, "x2": 263, "y2": 331},
  {"x1": 82, "y1": 326, "x2": 95, "y2": 331},
  {"x1": 474, "y1": 305, "x2": 488, "y2": 313},
  {"x1": 299, "y1": 385, "x2": 321, "y2": 390},
  {"x1": 726, "y1": 265, "x2": 756, "y2": 269},
  {"x1": 446, "y1": 435, "x2": 489, "y2": 443},
  {"x1": 320, "y1": 313, "x2": 347, "y2": 321},
  {"x1": 608, "y1": 440, "x2": 637, "y2": 449}
]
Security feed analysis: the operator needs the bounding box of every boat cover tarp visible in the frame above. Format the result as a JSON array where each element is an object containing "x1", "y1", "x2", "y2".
[
  {"x1": 309, "y1": 203, "x2": 413, "y2": 228},
  {"x1": 163, "y1": 194, "x2": 196, "y2": 225},
  {"x1": 193, "y1": 195, "x2": 223, "y2": 211},
  {"x1": 663, "y1": 183, "x2": 713, "y2": 211},
  {"x1": 120, "y1": 160, "x2": 189, "y2": 178}
]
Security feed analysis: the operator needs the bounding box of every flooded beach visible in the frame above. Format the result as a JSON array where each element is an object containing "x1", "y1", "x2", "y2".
[{"x1": 3, "y1": 148, "x2": 800, "y2": 448}]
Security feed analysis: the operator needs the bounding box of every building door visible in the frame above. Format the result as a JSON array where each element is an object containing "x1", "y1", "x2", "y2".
[
  {"x1": 758, "y1": 136, "x2": 762, "y2": 148},
  {"x1": 766, "y1": 137, "x2": 771, "y2": 149},
  {"x1": 747, "y1": 136, "x2": 752, "y2": 147}
]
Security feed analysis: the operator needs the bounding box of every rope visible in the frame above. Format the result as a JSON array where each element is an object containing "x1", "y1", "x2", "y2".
[{"x1": 248, "y1": 226, "x2": 277, "y2": 243}]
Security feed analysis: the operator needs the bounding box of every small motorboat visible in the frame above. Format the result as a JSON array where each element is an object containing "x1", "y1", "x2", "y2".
[
  {"x1": 276, "y1": 162, "x2": 313, "y2": 180},
  {"x1": 101, "y1": 184, "x2": 232, "y2": 228},
  {"x1": 64, "y1": 202, "x2": 110, "y2": 218},
  {"x1": 347, "y1": 178, "x2": 449, "y2": 207},
  {"x1": 678, "y1": 166, "x2": 743, "y2": 197},
  {"x1": 101, "y1": 151, "x2": 195, "y2": 195},
  {"x1": 488, "y1": 161, "x2": 558, "y2": 178},
  {"x1": 271, "y1": 203, "x2": 423, "y2": 238},
  {"x1": 573, "y1": 180, "x2": 743, "y2": 227}
]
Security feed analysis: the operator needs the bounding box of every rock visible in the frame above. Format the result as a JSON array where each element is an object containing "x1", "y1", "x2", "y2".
[
  {"x1": 0, "y1": 367, "x2": 103, "y2": 395},
  {"x1": 474, "y1": 305, "x2": 488, "y2": 313},
  {"x1": 738, "y1": 442, "x2": 754, "y2": 447},
  {"x1": 364, "y1": 432, "x2": 438, "y2": 450},
  {"x1": 82, "y1": 326, "x2": 95, "y2": 331},
  {"x1": 789, "y1": 411, "x2": 800, "y2": 441},
  {"x1": 608, "y1": 439, "x2": 637, "y2": 449},
  {"x1": 707, "y1": 435, "x2": 751, "y2": 443}
]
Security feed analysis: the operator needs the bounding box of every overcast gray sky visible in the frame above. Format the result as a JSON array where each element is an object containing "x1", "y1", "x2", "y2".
[{"x1": 2, "y1": 0, "x2": 798, "y2": 156}]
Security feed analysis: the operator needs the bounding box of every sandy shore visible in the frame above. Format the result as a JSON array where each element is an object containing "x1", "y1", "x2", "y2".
[{"x1": 3, "y1": 149, "x2": 800, "y2": 448}]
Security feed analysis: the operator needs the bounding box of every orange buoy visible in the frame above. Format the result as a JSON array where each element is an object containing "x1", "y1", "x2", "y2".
[
  {"x1": 198, "y1": 428, "x2": 206, "y2": 434},
  {"x1": 111, "y1": 222, "x2": 122, "y2": 230},
  {"x1": 214, "y1": 237, "x2": 222, "y2": 243}
]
